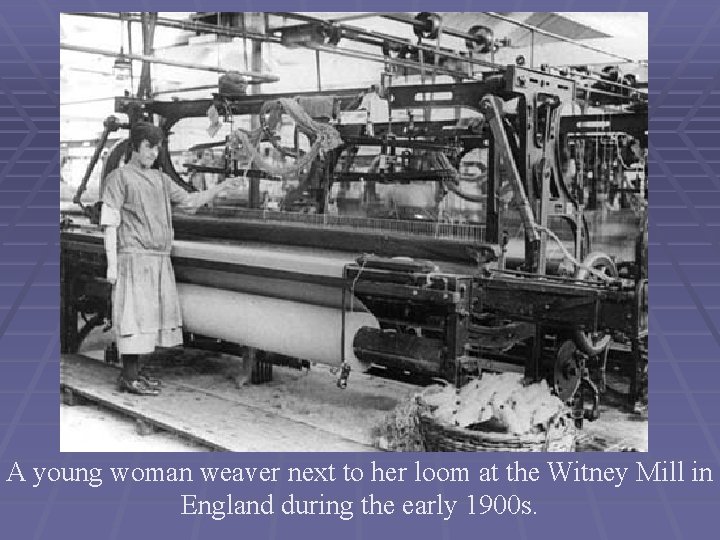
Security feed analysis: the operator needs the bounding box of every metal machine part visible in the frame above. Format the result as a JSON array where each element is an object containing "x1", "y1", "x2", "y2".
[
  {"x1": 573, "y1": 251, "x2": 619, "y2": 355},
  {"x1": 72, "y1": 115, "x2": 127, "y2": 223},
  {"x1": 554, "y1": 340, "x2": 581, "y2": 402},
  {"x1": 553, "y1": 340, "x2": 603, "y2": 428},
  {"x1": 347, "y1": 255, "x2": 473, "y2": 384}
]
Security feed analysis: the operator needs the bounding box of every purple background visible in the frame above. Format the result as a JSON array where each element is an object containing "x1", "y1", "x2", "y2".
[{"x1": 1, "y1": 1, "x2": 719, "y2": 538}]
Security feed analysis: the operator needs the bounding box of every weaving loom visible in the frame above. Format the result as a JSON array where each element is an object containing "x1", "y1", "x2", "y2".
[{"x1": 60, "y1": 12, "x2": 648, "y2": 426}]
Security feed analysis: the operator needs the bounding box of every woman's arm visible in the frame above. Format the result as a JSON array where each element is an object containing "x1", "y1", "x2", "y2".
[
  {"x1": 104, "y1": 225, "x2": 118, "y2": 284},
  {"x1": 169, "y1": 176, "x2": 244, "y2": 214},
  {"x1": 100, "y1": 171, "x2": 124, "y2": 283},
  {"x1": 99, "y1": 203, "x2": 121, "y2": 283}
]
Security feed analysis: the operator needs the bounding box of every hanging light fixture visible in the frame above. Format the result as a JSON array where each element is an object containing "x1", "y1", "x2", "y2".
[{"x1": 112, "y1": 12, "x2": 132, "y2": 96}]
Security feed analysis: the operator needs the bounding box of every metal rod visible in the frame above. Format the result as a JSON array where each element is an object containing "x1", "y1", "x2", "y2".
[
  {"x1": 73, "y1": 116, "x2": 123, "y2": 206},
  {"x1": 383, "y1": 11, "x2": 642, "y2": 65},
  {"x1": 152, "y1": 84, "x2": 218, "y2": 96},
  {"x1": 482, "y1": 95, "x2": 539, "y2": 243},
  {"x1": 61, "y1": 96, "x2": 118, "y2": 106},
  {"x1": 69, "y1": 12, "x2": 279, "y2": 44},
  {"x1": 380, "y1": 12, "x2": 645, "y2": 94},
  {"x1": 530, "y1": 29, "x2": 534, "y2": 68},
  {"x1": 60, "y1": 43, "x2": 279, "y2": 83},
  {"x1": 341, "y1": 284, "x2": 346, "y2": 370},
  {"x1": 381, "y1": 12, "x2": 491, "y2": 43},
  {"x1": 68, "y1": 11, "x2": 644, "y2": 97},
  {"x1": 273, "y1": 12, "x2": 501, "y2": 71},
  {"x1": 537, "y1": 105, "x2": 552, "y2": 275},
  {"x1": 485, "y1": 12, "x2": 640, "y2": 65},
  {"x1": 126, "y1": 13, "x2": 135, "y2": 95},
  {"x1": 139, "y1": 12, "x2": 156, "y2": 100},
  {"x1": 305, "y1": 42, "x2": 473, "y2": 80},
  {"x1": 315, "y1": 49, "x2": 322, "y2": 91}
]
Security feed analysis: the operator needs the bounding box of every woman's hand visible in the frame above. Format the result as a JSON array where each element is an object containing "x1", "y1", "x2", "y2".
[
  {"x1": 106, "y1": 264, "x2": 117, "y2": 285},
  {"x1": 217, "y1": 177, "x2": 246, "y2": 194}
]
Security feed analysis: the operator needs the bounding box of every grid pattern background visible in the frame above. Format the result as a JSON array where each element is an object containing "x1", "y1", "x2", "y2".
[{"x1": 1, "y1": 2, "x2": 719, "y2": 539}]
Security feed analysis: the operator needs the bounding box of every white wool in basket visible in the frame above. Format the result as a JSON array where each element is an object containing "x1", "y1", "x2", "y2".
[{"x1": 424, "y1": 373, "x2": 565, "y2": 434}]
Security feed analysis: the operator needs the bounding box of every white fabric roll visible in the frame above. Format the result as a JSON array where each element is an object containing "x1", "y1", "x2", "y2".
[
  {"x1": 172, "y1": 240, "x2": 353, "y2": 278},
  {"x1": 177, "y1": 284, "x2": 379, "y2": 367}
]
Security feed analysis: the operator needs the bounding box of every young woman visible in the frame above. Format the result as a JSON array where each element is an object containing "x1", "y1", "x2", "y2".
[{"x1": 101, "y1": 122, "x2": 242, "y2": 395}]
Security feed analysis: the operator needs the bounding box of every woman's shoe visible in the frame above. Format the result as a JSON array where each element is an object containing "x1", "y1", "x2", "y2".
[
  {"x1": 138, "y1": 369, "x2": 162, "y2": 388},
  {"x1": 117, "y1": 376, "x2": 161, "y2": 396}
]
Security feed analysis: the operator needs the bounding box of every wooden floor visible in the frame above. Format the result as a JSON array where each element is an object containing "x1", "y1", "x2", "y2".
[
  {"x1": 61, "y1": 353, "x2": 418, "y2": 452},
  {"x1": 61, "y1": 349, "x2": 647, "y2": 452}
]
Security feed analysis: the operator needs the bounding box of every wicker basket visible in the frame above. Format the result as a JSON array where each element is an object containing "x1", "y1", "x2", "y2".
[{"x1": 418, "y1": 399, "x2": 576, "y2": 452}]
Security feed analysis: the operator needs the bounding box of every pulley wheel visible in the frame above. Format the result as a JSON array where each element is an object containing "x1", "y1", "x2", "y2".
[
  {"x1": 554, "y1": 341, "x2": 581, "y2": 402},
  {"x1": 622, "y1": 73, "x2": 637, "y2": 88},
  {"x1": 573, "y1": 252, "x2": 618, "y2": 355},
  {"x1": 466, "y1": 25, "x2": 493, "y2": 54},
  {"x1": 601, "y1": 65, "x2": 621, "y2": 83},
  {"x1": 414, "y1": 12, "x2": 441, "y2": 40},
  {"x1": 325, "y1": 26, "x2": 342, "y2": 46}
]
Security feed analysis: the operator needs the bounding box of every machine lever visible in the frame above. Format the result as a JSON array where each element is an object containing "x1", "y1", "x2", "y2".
[{"x1": 337, "y1": 363, "x2": 351, "y2": 389}]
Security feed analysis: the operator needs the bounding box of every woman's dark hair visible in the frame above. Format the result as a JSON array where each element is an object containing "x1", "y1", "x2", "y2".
[{"x1": 129, "y1": 122, "x2": 163, "y2": 151}]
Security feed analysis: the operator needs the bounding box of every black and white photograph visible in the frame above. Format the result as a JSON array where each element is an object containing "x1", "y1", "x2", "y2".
[{"x1": 59, "y1": 11, "x2": 648, "y2": 452}]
